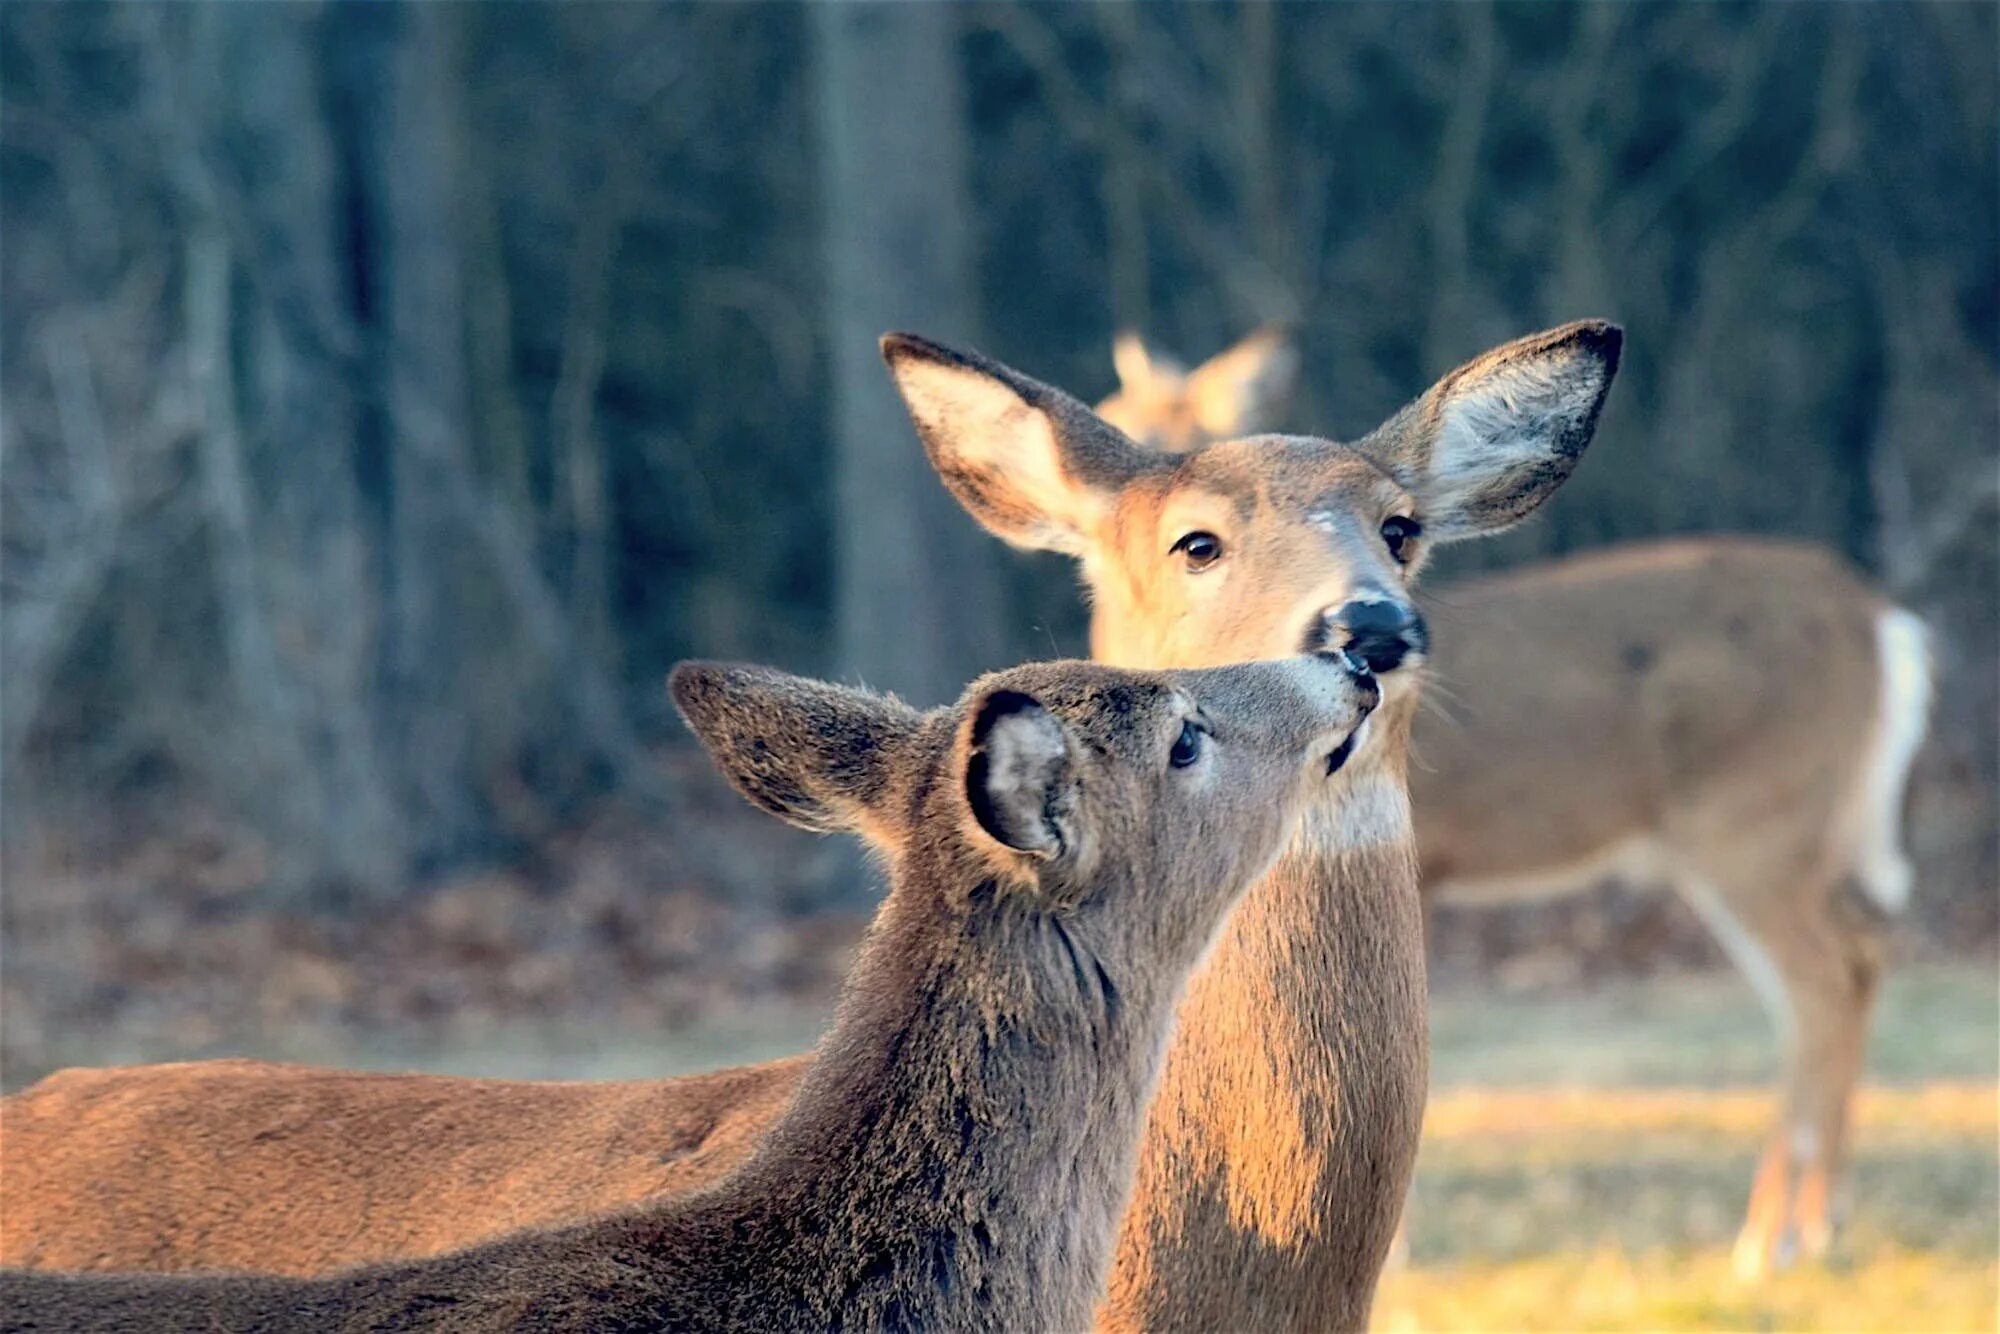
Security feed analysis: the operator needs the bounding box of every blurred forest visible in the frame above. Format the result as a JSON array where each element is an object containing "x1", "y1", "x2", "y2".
[{"x1": 2, "y1": 3, "x2": 1995, "y2": 1068}]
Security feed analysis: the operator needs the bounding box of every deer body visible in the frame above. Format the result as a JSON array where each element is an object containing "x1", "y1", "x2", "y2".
[
  {"x1": 1, "y1": 654, "x2": 1378, "y2": 1333},
  {"x1": 1411, "y1": 536, "x2": 1928, "y2": 1275},
  {"x1": 1418, "y1": 538, "x2": 1898, "y2": 903},
  {"x1": 2, "y1": 1057, "x2": 809, "y2": 1275},
  {"x1": 4, "y1": 323, "x2": 1621, "y2": 1329}
]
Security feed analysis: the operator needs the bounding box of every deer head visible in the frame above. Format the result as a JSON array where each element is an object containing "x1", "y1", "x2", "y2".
[
  {"x1": 882, "y1": 322, "x2": 1621, "y2": 716},
  {"x1": 670, "y1": 653, "x2": 1376, "y2": 968}
]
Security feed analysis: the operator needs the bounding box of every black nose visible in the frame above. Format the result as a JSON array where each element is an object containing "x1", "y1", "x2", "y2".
[{"x1": 1334, "y1": 599, "x2": 1426, "y2": 674}]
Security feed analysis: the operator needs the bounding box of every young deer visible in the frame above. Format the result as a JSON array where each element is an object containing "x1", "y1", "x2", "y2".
[
  {"x1": 0, "y1": 653, "x2": 1379, "y2": 1333},
  {"x1": 3, "y1": 321, "x2": 1619, "y2": 1328},
  {"x1": 1100, "y1": 331, "x2": 1934, "y2": 1277}
]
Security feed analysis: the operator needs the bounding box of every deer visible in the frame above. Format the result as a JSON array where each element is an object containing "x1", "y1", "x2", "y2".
[
  {"x1": 2, "y1": 320, "x2": 1622, "y2": 1329},
  {"x1": 1094, "y1": 329, "x2": 1935, "y2": 1278},
  {"x1": 0, "y1": 651, "x2": 1381, "y2": 1333},
  {"x1": 1093, "y1": 325, "x2": 1300, "y2": 453}
]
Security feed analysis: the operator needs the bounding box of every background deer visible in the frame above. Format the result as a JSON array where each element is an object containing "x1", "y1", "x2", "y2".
[
  {"x1": 1094, "y1": 326, "x2": 1300, "y2": 454},
  {"x1": 3, "y1": 322, "x2": 1620, "y2": 1330},
  {"x1": 1097, "y1": 330, "x2": 1934, "y2": 1276},
  {"x1": 1, "y1": 652, "x2": 1379, "y2": 1333}
]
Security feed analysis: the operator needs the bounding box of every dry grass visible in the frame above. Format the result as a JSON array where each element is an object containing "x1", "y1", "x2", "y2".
[
  {"x1": 1378, "y1": 1246, "x2": 1995, "y2": 1334},
  {"x1": 1378, "y1": 963, "x2": 1999, "y2": 1332}
]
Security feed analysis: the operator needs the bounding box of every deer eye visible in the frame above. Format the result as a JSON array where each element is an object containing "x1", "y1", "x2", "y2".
[
  {"x1": 1380, "y1": 515, "x2": 1421, "y2": 564},
  {"x1": 1171, "y1": 531, "x2": 1224, "y2": 571},
  {"x1": 1169, "y1": 720, "x2": 1205, "y2": 769}
]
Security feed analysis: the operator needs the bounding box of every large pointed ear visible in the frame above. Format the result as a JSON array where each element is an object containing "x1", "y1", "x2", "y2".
[
  {"x1": 959, "y1": 687, "x2": 1077, "y2": 865},
  {"x1": 669, "y1": 661, "x2": 924, "y2": 847},
  {"x1": 1186, "y1": 326, "x2": 1300, "y2": 439},
  {"x1": 881, "y1": 333, "x2": 1160, "y2": 555},
  {"x1": 1362, "y1": 321, "x2": 1622, "y2": 541},
  {"x1": 1111, "y1": 330, "x2": 1183, "y2": 392}
]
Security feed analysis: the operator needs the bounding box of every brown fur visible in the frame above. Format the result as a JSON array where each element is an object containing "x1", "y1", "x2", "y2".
[
  {"x1": 0, "y1": 654, "x2": 1376, "y2": 1332},
  {"x1": 1411, "y1": 536, "x2": 1919, "y2": 1275},
  {"x1": 2, "y1": 1058, "x2": 807, "y2": 1275},
  {"x1": 3, "y1": 325, "x2": 1617, "y2": 1329},
  {"x1": 1092, "y1": 334, "x2": 1926, "y2": 1277}
]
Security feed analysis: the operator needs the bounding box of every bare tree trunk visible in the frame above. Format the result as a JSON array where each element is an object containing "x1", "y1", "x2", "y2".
[
  {"x1": 233, "y1": 2, "x2": 406, "y2": 894},
  {"x1": 551, "y1": 160, "x2": 631, "y2": 679},
  {"x1": 814, "y1": 2, "x2": 1003, "y2": 708},
  {"x1": 344, "y1": 2, "x2": 488, "y2": 871},
  {"x1": 143, "y1": 2, "x2": 406, "y2": 894},
  {"x1": 341, "y1": 4, "x2": 662, "y2": 877}
]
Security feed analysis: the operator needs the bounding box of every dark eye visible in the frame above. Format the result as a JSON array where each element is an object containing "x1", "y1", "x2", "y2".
[
  {"x1": 1169, "y1": 720, "x2": 1204, "y2": 769},
  {"x1": 1171, "y1": 531, "x2": 1224, "y2": 571},
  {"x1": 1380, "y1": 515, "x2": 1422, "y2": 563}
]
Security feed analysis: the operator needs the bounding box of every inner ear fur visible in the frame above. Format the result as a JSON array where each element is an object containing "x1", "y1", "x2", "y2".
[
  {"x1": 1362, "y1": 320, "x2": 1622, "y2": 541},
  {"x1": 960, "y1": 687, "x2": 1074, "y2": 863},
  {"x1": 881, "y1": 333, "x2": 1163, "y2": 554}
]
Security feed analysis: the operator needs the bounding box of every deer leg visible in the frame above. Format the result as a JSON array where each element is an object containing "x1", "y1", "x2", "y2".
[
  {"x1": 1733, "y1": 1126, "x2": 1797, "y2": 1279},
  {"x1": 1776, "y1": 891, "x2": 1885, "y2": 1265},
  {"x1": 1690, "y1": 874, "x2": 1883, "y2": 1279},
  {"x1": 1671, "y1": 864, "x2": 1809, "y2": 1279}
]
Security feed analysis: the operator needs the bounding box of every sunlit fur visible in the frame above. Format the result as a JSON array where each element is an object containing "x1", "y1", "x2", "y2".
[{"x1": 0, "y1": 655, "x2": 1373, "y2": 1333}]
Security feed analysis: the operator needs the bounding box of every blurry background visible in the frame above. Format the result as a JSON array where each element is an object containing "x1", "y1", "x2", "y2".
[{"x1": 2, "y1": 4, "x2": 1994, "y2": 1327}]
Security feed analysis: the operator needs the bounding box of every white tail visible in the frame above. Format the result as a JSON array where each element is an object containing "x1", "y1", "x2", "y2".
[{"x1": 1850, "y1": 606, "x2": 1931, "y2": 914}]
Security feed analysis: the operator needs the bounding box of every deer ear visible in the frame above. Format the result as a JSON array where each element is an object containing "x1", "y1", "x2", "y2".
[
  {"x1": 1112, "y1": 331, "x2": 1182, "y2": 391},
  {"x1": 1186, "y1": 326, "x2": 1300, "y2": 439},
  {"x1": 882, "y1": 333, "x2": 1157, "y2": 555},
  {"x1": 1364, "y1": 321, "x2": 1622, "y2": 541},
  {"x1": 960, "y1": 689, "x2": 1075, "y2": 861},
  {"x1": 669, "y1": 662, "x2": 922, "y2": 846}
]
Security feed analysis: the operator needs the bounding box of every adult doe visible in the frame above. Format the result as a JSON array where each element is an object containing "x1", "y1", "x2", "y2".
[
  {"x1": 0, "y1": 653, "x2": 1378, "y2": 1333},
  {"x1": 4, "y1": 321, "x2": 1621, "y2": 1328},
  {"x1": 1101, "y1": 329, "x2": 1935, "y2": 1277}
]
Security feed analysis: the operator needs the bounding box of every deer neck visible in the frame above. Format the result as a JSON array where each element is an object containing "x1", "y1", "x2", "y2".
[
  {"x1": 1101, "y1": 694, "x2": 1430, "y2": 1333},
  {"x1": 750, "y1": 870, "x2": 1189, "y2": 1334}
]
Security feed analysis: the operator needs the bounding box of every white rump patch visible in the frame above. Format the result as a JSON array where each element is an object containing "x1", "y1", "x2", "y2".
[{"x1": 1848, "y1": 606, "x2": 1932, "y2": 913}]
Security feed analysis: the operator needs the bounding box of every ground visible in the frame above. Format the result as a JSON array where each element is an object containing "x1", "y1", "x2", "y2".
[{"x1": 1379, "y1": 964, "x2": 1998, "y2": 1333}]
